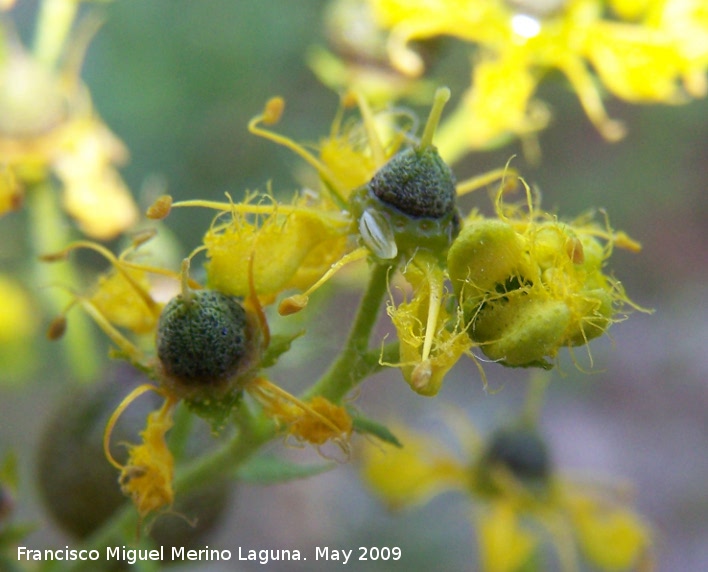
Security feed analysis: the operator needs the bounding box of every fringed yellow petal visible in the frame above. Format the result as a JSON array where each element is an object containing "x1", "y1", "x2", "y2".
[
  {"x1": 388, "y1": 253, "x2": 471, "y2": 395},
  {"x1": 90, "y1": 268, "x2": 162, "y2": 334},
  {"x1": 478, "y1": 502, "x2": 536, "y2": 572},
  {"x1": 450, "y1": 184, "x2": 649, "y2": 367},
  {"x1": 569, "y1": 494, "x2": 651, "y2": 571},
  {"x1": 361, "y1": 425, "x2": 467, "y2": 510},
  {"x1": 286, "y1": 396, "x2": 353, "y2": 447},
  {"x1": 250, "y1": 379, "x2": 352, "y2": 451},
  {"x1": 118, "y1": 398, "x2": 176, "y2": 519},
  {"x1": 204, "y1": 198, "x2": 350, "y2": 299}
]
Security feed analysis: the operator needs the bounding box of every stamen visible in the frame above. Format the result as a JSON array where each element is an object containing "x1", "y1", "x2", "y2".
[
  {"x1": 419, "y1": 87, "x2": 451, "y2": 151},
  {"x1": 248, "y1": 99, "x2": 347, "y2": 203},
  {"x1": 613, "y1": 231, "x2": 642, "y2": 253},
  {"x1": 421, "y1": 268, "x2": 443, "y2": 364},
  {"x1": 103, "y1": 384, "x2": 163, "y2": 470},
  {"x1": 41, "y1": 241, "x2": 161, "y2": 316},
  {"x1": 146, "y1": 195, "x2": 173, "y2": 220},
  {"x1": 456, "y1": 167, "x2": 517, "y2": 197},
  {"x1": 46, "y1": 314, "x2": 68, "y2": 340},
  {"x1": 245, "y1": 252, "x2": 270, "y2": 348},
  {"x1": 76, "y1": 297, "x2": 146, "y2": 365},
  {"x1": 179, "y1": 258, "x2": 193, "y2": 306},
  {"x1": 353, "y1": 93, "x2": 386, "y2": 168},
  {"x1": 172, "y1": 199, "x2": 348, "y2": 229},
  {"x1": 278, "y1": 246, "x2": 369, "y2": 315}
]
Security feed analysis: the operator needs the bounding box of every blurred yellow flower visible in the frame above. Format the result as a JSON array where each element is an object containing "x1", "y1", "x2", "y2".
[
  {"x1": 365, "y1": 0, "x2": 708, "y2": 157},
  {"x1": 0, "y1": 274, "x2": 37, "y2": 342},
  {"x1": 0, "y1": 165, "x2": 22, "y2": 214},
  {"x1": 0, "y1": 16, "x2": 138, "y2": 238},
  {"x1": 0, "y1": 273, "x2": 39, "y2": 378},
  {"x1": 308, "y1": 0, "x2": 436, "y2": 105},
  {"x1": 360, "y1": 423, "x2": 468, "y2": 508},
  {"x1": 361, "y1": 415, "x2": 652, "y2": 571}
]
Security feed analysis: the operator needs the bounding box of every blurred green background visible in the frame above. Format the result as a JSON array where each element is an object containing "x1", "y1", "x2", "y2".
[{"x1": 1, "y1": 1, "x2": 707, "y2": 570}]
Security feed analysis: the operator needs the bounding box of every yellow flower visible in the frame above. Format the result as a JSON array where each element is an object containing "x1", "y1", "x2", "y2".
[
  {"x1": 308, "y1": 0, "x2": 436, "y2": 105},
  {"x1": 387, "y1": 251, "x2": 473, "y2": 396},
  {"x1": 478, "y1": 501, "x2": 537, "y2": 572},
  {"x1": 360, "y1": 423, "x2": 468, "y2": 508},
  {"x1": 172, "y1": 93, "x2": 406, "y2": 311},
  {"x1": 447, "y1": 179, "x2": 647, "y2": 368},
  {"x1": 0, "y1": 14, "x2": 138, "y2": 237},
  {"x1": 200, "y1": 193, "x2": 351, "y2": 302},
  {"x1": 252, "y1": 383, "x2": 353, "y2": 451},
  {"x1": 366, "y1": 0, "x2": 707, "y2": 157},
  {"x1": 0, "y1": 274, "x2": 37, "y2": 342},
  {"x1": 175, "y1": 89, "x2": 447, "y2": 318},
  {"x1": 104, "y1": 386, "x2": 176, "y2": 520},
  {"x1": 249, "y1": 88, "x2": 477, "y2": 394},
  {"x1": 47, "y1": 236, "x2": 353, "y2": 522},
  {"x1": 361, "y1": 411, "x2": 652, "y2": 571}
]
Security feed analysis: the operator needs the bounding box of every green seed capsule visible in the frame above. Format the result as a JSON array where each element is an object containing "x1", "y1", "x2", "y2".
[
  {"x1": 349, "y1": 87, "x2": 461, "y2": 261},
  {"x1": 156, "y1": 290, "x2": 252, "y2": 388},
  {"x1": 483, "y1": 426, "x2": 551, "y2": 482},
  {"x1": 475, "y1": 425, "x2": 552, "y2": 499},
  {"x1": 350, "y1": 146, "x2": 460, "y2": 260},
  {"x1": 369, "y1": 146, "x2": 457, "y2": 220}
]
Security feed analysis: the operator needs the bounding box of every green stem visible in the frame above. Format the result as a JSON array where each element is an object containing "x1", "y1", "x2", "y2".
[
  {"x1": 27, "y1": 181, "x2": 99, "y2": 382},
  {"x1": 304, "y1": 262, "x2": 392, "y2": 402},
  {"x1": 33, "y1": 0, "x2": 78, "y2": 67}
]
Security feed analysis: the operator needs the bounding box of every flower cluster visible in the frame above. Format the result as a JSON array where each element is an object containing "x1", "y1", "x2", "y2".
[
  {"x1": 0, "y1": 0, "x2": 680, "y2": 567},
  {"x1": 42, "y1": 83, "x2": 646, "y2": 541},
  {"x1": 318, "y1": 0, "x2": 708, "y2": 160},
  {"x1": 45, "y1": 234, "x2": 353, "y2": 520},
  {"x1": 242, "y1": 88, "x2": 643, "y2": 394},
  {"x1": 361, "y1": 385, "x2": 652, "y2": 571}
]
